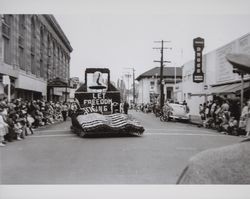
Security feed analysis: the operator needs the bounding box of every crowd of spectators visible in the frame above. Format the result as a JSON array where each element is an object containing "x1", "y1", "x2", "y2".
[
  {"x1": 199, "y1": 97, "x2": 250, "y2": 137},
  {"x1": 131, "y1": 96, "x2": 250, "y2": 137},
  {"x1": 134, "y1": 100, "x2": 188, "y2": 116},
  {"x1": 0, "y1": 97, "x2": 78, "y2": 147},
  {"x1": 134, "y1": 102, "x2": 162, "y2": 114}
]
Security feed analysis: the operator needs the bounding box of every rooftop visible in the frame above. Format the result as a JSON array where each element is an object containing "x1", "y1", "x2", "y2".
[
  {"x1": 44, "y1": 15, "x2": 73, "y2": 52},
  {"x1": 136, "y1": 67, "x2": 182, "y2": 81}
]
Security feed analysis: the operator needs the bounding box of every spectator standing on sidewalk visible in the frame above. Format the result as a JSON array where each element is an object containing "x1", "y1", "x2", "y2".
[
  {"x1": 0, "y1": 107, "x2": 8, "y2": 146},
  {"x1": 69, "y1": 102, "x2": 78, "y2": 117},
  {"x1": 163, "y1": 101, "x2": 173, "y2": 118},
  {"x1": 183, "y1": 100, "x2": 190, "y2": 113},
  {"x1": 199, "y1": 103, "x2": 205, "y2": 127},
  {"x1": 123, "y1": 101, "x2": 129, "y2": 114},
  {"x1": 61, "y1": 102, "x2": 68, "y2": 121},
  {"x1": 221, "y1": 100, "x2": 230, "y2": 119}
]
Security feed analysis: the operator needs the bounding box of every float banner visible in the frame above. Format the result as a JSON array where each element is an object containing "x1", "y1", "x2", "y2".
[
  {"x1": 193, "y1": 37, "x2": 205, "y2": 83},
  {"x1": 75, "y1": 91, "x2": 120, "y2": 114}
]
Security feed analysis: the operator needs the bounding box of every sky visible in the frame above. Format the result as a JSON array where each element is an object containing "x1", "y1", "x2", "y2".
[
  {"x1": 1, "y1": 0, "x2": 250, "y2": 86},
  {"x1": 54, "y1": 13, "x2": 250, "y2": 85}
]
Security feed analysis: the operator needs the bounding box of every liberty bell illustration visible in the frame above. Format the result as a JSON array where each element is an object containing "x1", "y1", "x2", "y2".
[{"x1": 88, "y1": 71, "x2": 107, "y2": 90}]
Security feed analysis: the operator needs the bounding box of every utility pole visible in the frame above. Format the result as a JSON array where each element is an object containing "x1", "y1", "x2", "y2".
[
  {"x1": 127, "y1": 74, "x2": 130, "y2": 102},
  {"x1": 153, "y1": 40, "x2": 171, "y2": 108},
  {"x1": 231, "y1": 68, "x2": 245, "y2": 110},
  {"x1": 240, "y1": 73, "x2": 244, "y2": 110},
  {"x1": 132, "y1": 68, "x2": 135, "y2": 104},
  {"x1": 124, "y1": 67, "x2": 136, "y2": 104}
]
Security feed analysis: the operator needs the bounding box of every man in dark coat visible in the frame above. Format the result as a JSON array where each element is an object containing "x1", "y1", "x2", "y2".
[{"x1": 123, "y1": 101, "x2": 129, "y2": 114}]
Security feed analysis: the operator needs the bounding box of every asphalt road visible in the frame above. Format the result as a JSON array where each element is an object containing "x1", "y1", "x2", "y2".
[{"x1": 0, "y1": 110, "x2": 242, "y2": 184}]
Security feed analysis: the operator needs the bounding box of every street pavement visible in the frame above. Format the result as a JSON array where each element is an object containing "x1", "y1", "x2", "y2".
[{"x1": 0, "y1": 110, "x2": 242, "y2": 184}]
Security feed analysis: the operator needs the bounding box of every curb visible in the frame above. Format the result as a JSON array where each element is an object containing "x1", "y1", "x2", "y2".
[
  {"x1": 190, "y1": 121, "x2": 202, "y2": 126},
  {"x1": 32, "y1": 120, "x2": 67, "y2": 132}
]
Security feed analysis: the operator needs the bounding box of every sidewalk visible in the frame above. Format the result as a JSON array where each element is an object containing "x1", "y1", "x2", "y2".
[
  {"x1": 33, "y1": 118, "x2": 71, "y2": 134},
  {"x1": 190, "y1": 115, "x2": 202, "y2": 126}
]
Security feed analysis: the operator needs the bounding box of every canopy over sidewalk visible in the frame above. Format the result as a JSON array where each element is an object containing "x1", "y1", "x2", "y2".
[
  {"x1": 226, "y1": 53, "x2": 250, "y2": 74},
  {"x1": 189, "y1": 80, "x2": 250, "y2": 96},
  {"x1": 47, "y1": 77, "x2": 69, "y2": 88},
  {"x1": 210, "y1": 81, "x2": 250, "y2": 95}
]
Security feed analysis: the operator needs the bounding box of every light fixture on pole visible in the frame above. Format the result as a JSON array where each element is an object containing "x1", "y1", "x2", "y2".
[{"x1": 124, "y1": 67, "x2": 136, "y2": 104}]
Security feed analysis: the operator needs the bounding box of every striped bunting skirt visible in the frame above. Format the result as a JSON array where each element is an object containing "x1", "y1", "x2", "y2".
[{"x1": 76, "y1": 113, "x2": 144, "y2": 133}]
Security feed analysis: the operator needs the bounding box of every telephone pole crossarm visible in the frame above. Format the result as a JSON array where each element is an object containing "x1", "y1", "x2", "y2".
[
  {"x1": 154, "y1": 41, "x2": 171, "y2": 43},
  {"x1": 153, "y1": 47, "x2": 172, "y2": 50},
  {"x1": 154, "y1": 60, "x2": 171, "y2": 63}
]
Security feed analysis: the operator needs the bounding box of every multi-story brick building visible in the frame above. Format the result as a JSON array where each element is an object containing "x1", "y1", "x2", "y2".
[{"x1": 0, "y1": 14, "x2": 73, "y2": 101}]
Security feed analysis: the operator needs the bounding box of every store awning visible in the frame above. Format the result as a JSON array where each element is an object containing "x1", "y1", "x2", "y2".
[
  {"x1": 189, "y1": 81, "x2": 250, "y2": 97},
  {"x1": 47, "y1": 77, "x2": 69, "y2": 88},
  {"x1": 226, "y1": 53, "x2": 250, "y2": 74},
  {"x1": 190, "y1": 93, "x2": 210, "y2": 97},
  {"x1": 210, "y1": 81, "x2": 250, "y2": 95}
]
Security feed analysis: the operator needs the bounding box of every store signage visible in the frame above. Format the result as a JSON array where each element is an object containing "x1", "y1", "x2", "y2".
[
  {"x1": 193, "y1": 37, "x2": 205, "y2": 83},
  {"x1": 48, "y1": 77, "x2": 68, "y2": 87},
  {"x1": 3, "y1": 75, "x2": 10, "y2": 85}
]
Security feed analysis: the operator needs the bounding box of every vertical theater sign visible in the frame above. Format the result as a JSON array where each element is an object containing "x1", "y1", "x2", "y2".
[{"x1": 193, "y1": 37, "x2": 205, "y2": 83}]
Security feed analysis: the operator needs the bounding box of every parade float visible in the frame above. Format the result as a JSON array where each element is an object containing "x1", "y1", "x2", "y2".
[{"x1": 71, "y1": 68, "x2": 144, "y2": 137}]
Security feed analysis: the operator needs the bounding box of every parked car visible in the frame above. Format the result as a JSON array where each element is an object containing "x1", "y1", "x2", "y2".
[{"x1": 169, "y1": 103, "x2": 190, "y2": 122}]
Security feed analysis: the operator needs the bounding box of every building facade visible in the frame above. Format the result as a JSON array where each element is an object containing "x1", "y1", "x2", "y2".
[
  {"x1": 0, "y1": 14, "x2": 73, "y2": 101},
  {"x1": 116, "y1": 78, "x2": 127, "y2": 102},
  {"x1": 177, "y1": 33, "x2": 250, "y2": 116},
  {"x1": 69, "y1": 77, "x2": 80, "y2": 99},
  {"x1": 136, "y1": 67, "x2": 182, "y2": 104}
]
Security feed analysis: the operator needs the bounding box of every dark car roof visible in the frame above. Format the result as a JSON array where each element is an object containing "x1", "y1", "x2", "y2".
[{"x1": 177, "y1": 139, "x2": 250, "y2": 184}]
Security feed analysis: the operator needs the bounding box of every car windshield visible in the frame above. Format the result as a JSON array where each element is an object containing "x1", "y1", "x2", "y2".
[{"x1": 170, "y1": 104, "x2": 186, "y2": 114}]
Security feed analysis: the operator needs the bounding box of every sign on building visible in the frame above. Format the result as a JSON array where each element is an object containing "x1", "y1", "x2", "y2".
[
  {"x1": 2, "y1": 75, "x2": 10, "y2": 85},
  {"x1": 75, "y1": 92, "x2": 120, "y2": 114},
  {"x1": 193, "y1": 37, "x2": 205, "y2": 83},
  {"x1": 75, "y1": 68, "x2": 121, "y2": 114}
]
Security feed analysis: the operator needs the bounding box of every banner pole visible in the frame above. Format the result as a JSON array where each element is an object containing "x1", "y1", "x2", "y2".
[{"x1": 8, "y1": 82, "x2": 11, "y2": 102}]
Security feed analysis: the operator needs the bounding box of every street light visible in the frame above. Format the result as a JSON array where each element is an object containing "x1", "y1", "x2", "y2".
[
  {"x1": 124, "y1": 72, "x2": 131, "y2": 102},
  {"x1": 124, "y1": 67, "x2": 136, "y2": 104}
]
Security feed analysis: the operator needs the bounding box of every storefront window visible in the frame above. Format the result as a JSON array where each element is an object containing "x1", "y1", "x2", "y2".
[
  {"x1": 18, "y1": 15, "x2": 25, "y2": 70},
  {"x1": 2, "y1": 15, "x2": 12, "y2": 64}
]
